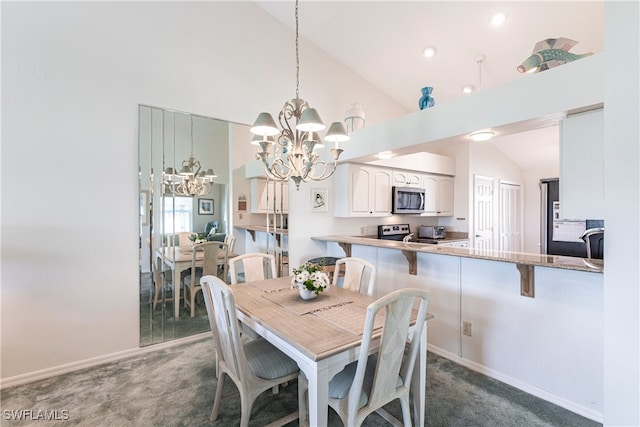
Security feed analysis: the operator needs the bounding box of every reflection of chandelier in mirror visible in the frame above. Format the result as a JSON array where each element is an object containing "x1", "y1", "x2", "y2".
[
  {"x1": 164, "y1": 115, "x2": 217, "y2": 196},
  {"x1": 249, "y1": 0, "x2": 350, "y2": 190}
]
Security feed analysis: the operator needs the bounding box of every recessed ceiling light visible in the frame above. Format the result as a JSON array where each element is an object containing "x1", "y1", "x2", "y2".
[
  {"x1": 469, "y1": 131, "x2": 495, "y2": 142},
  {"x1": 377, "y1": 151, "x2": 394, "y2": 159},
  {"x1": 423, "y1": 46, "x2": 437, "y2": 58},
  {"x1": 490, "y1": 12, "x2": 506, "y2": 27},
  {"x1": 462, "y1": 84, "x2": 475, "y2": 94}
]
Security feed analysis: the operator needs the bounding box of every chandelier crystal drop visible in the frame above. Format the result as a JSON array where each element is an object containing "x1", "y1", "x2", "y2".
[
  {"x1": 164, "y1": 115, "x2": 217, "y2": 196},
  {"x1": 250, "y1": 0, "x2": 349, "y2": 190}
]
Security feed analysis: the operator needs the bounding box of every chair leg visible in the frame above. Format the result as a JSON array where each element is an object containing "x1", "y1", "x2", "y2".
[
  {"x1": 298, "y1": 373, "x2": 308, "y2": 427},
  {"x1": 190, "y1": 289, "x2": 196, "y2": 317},
  {"x1": 400, "y1": 396, "x2": 413, "y2": 427},
  {"x1": 210, "y1": 372, "x2": 226, "y2": 421},
  {"x1": 239, "y1": 391, "x2": 252, "y2": 427}
]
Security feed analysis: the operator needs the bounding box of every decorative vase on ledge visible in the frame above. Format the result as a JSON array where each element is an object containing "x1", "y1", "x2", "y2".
[{"x1": 419, "y1": 86, "x2": 435, "y2": 110}]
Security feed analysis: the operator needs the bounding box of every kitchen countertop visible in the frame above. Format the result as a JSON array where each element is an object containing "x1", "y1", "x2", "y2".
[{"x1": 311, "y1": 234, "x2": 604, "y2": 274}]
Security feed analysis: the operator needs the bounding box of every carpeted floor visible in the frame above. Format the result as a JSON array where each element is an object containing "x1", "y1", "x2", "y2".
[{"x1": 0, "y1": 338, "x2": 601, "y2": 427}]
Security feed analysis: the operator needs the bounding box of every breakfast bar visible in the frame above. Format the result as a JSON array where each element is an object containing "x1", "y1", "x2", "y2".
[{"x1": 310, "y1": 233, "x2": 604, "y2": 420}]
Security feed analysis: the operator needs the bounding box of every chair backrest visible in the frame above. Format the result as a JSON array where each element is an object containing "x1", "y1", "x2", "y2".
[
  {"x1": 200, "y1": 275, "x2": 252, "y2": 382},
  {"x1": 333, "y1": 257, "x2": 377, "y2": 296},
  {"x1": 229, "y1": 253, "x2": 276, "y2": 284},
  {"x1": 347, "y1": 288, "x2": 430, "y2": 417},
  {"x1": 224, "y1": 234, "x2": 236, "y2": 253},
  {"x1": 168, "y1": 232, "x2": 192, "y2": 247},
  {"x1": 192, "y1": 241, "x2": 221, "y2": 278}
]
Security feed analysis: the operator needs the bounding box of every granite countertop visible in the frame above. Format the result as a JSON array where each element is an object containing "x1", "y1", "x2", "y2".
[
  {"x1": 235, "y1": 224, "x2": 288, "y2": 234},
  {"x1": 311, "y1": 235, "x2": 603, "y2": 274}
]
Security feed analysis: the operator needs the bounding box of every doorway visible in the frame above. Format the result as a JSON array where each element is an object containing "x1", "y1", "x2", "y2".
[
  {"x1": 473, "y1": 175, "x2": 523, "y2": 252},
  {"x1": 498, "y1": 181, "x2": 524, "y2": 252},
  {"x1": 473, "y1": 175, "x2": 495, "y2": 250}
]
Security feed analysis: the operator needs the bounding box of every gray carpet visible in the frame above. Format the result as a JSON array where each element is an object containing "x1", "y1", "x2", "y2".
[{"x1": 0, "y1": 338, "x2": 601, "y2": 427}]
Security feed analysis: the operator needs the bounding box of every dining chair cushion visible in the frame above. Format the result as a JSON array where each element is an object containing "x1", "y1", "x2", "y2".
[
  {"x1": 329, "y1": 354, "x2": 403, "y2": 408},
  {"x1": 329, "y1": 355, "x2": 377, "y2": 405},
  {"x1": 243, "y1": 338, "x2": 299, "y2": 380}
]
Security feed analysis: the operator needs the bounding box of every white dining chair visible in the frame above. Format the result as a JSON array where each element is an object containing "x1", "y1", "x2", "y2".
[
  {"x1": 318, "y1": 288, "x2": 430, "y2": 427},
  {"x1": 151, "y1": 255, "x2": 174, "y2": 310},
  {"x1": 229, "y1": 253, "x2": 277, "y2": 284},
  {"x1": 167, "y1": 231, "x2": 192, "y2": 247},
  {"x1": 183, "y1": 241, "x2": 221, "y2": 317},
  {"x1": 200, "y1": 275, "x2": 302, "y2": 427},
  {"x1": 332, "y1": 257, "x2": 377, "y2": 296},
  {"x1": 224, "y1": 234, "x2": 236, "y2": 253}
]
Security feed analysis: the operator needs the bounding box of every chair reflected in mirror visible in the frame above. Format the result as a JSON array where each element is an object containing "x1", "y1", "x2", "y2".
[{"x1": 183, "y1": 242, "x2": 225, "y2": 318}]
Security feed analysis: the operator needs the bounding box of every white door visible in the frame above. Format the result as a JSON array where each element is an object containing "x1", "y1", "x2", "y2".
[
  {"x1": 473, "y1": 175, "x2": 494, "y2": 250},
  {"x1": 499, "y1": 181, "x2": 523, "y2": 252}
]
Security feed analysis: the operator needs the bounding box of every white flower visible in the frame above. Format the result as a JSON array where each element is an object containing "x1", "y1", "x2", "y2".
[{"x1": 297, "y1": 271, "x2": 310, "y2": 283}]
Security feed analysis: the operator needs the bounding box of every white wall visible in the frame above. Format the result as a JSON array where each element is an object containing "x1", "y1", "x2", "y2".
[
  {"x1": 603, "y1": 2, "x2": 640, "y2": 425},
  {"x1": 0, "y1": 1, "x2": 406, "y2": 382}
]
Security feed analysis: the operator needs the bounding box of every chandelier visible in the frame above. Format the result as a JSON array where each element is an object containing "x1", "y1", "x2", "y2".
[
  {"x1": 249, "y1": 0, "x2": 349, "y2": 190},
  {"x1": 164, "y1": 115, "x2": 217, "y2": 196}
]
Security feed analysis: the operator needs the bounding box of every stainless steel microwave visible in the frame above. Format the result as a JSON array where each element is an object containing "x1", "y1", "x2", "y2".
[{"x1": 392, "y1": 186, "x2": 425, "y2": 214}]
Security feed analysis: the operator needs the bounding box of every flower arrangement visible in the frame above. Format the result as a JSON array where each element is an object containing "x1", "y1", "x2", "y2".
[
  {"x1": 291, "y1": 262, "x2": 330, "y2": 295},
  {"x1": 189, "y1": 233, "x2": 207, "y2": 244}
]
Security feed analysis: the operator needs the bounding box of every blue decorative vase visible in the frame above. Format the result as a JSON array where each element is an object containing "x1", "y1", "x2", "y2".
[{"x1": 419, "y1": 87, "x2": 435, "y2": 110}]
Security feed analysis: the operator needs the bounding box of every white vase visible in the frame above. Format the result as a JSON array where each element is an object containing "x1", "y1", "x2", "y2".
[{"x1": 297, "y1": 283, "x2": 317, "y2": 300}]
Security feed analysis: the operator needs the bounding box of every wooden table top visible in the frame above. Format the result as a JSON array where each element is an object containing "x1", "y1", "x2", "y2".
[{"x1": 231, "y1": 276, "x2": 403, "y2": 361}]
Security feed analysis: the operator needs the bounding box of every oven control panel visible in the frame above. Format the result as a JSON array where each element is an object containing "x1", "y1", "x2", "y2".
[{"x1": 377, "y1": 224, "x2": 411, "y2": 239}]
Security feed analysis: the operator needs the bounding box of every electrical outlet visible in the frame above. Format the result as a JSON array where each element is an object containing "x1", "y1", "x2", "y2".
[{"x1": 462, "y1": 321, "x2": 472, "y2": 337}]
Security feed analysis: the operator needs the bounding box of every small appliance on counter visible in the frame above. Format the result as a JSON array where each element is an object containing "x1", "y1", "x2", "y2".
[{"x1": 418, "y1": 225, "x2": 446, "y2": 239}]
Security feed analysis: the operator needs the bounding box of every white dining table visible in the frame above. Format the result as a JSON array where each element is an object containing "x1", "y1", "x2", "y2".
[
  {"x1": 230, "y1": 276, "x2": 430, "y2": 427},
  {"x1": 156, "y1": 245, "x2": 235, "y2": 318}
]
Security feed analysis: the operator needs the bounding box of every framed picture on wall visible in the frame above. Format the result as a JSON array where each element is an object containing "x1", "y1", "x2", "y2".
[
  {"x1": 198, "y1": 198, "x2": 214, "y2": 215},
  {"x1": 311, "y1": 188, "x2": 328, "y2": 212}
]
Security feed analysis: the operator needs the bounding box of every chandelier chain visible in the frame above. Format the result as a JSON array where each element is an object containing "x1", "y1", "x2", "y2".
[{"x1": 295, "y1": 0, "x2": 299, "y2": 100}]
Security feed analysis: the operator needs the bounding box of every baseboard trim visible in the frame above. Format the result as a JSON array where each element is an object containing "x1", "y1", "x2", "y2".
[
  {"x1": 426, "y1": 344, "x2": 604, "y2": 424},
  {"x1": 0, "y1": 333, "x2": 210, "y2": 390}
]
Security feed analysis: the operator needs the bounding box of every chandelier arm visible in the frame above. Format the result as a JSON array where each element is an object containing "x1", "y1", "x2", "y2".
[{"x1": 303, "y1": 160, "x2": 339, "y2": 182}]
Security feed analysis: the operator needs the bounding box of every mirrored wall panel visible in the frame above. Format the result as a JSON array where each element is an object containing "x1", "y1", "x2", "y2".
[{"x1": 138, "y1": 105, "x2": 232, "y2": 346}]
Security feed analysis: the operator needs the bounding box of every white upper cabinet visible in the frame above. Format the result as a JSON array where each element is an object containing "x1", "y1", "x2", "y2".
[
  {"x1": 251, "y1": 179, "x2": 288, "y2": 214},
  {"x1": 334, "y1": 164, "x2": 392, "y2": 217},
  {"x1": 422, "y1": 174, "x2": 454, "y2": 216},
  {"x1": 560, "y1": 109, "x2": 604, "y2": 220},
  {"x1": 392, "y1": 170, "x2": 422, "y2": 188}
]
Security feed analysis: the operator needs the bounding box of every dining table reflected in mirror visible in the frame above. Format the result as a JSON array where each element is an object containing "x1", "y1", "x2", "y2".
[{"x1": 138, "y1": 105, "x2": 240, "y2": 346}]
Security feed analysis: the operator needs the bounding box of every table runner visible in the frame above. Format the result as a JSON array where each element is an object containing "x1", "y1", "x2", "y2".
[
  {"x1": 262, "y1": 287, "x2": 353, "y2": 316},
  {"x1": 312, "y1": 303, "x2": 385, "y2": 335}
]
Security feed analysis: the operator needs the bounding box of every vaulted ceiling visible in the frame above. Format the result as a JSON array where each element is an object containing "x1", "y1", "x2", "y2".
[{"x1": 256, "y1": 1, "x2": 605, "y2": 170}]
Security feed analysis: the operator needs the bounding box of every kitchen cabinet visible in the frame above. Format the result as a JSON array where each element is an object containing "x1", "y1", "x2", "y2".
[
  {"x1": 250, "y1": 179, "x2": 288, "y2": 214},
  {"x1": 560, "y1": 108, "x2": 604, "y2": 220},
  {"x1": 334, "y1": 163, "x2": 392, "y2": 217},
  {"x1": 422, "y1": 174, "x2": 454, "y2": 216},
  {"x1": 392, "y1": 170, "x2": 422, "y2": 188}
]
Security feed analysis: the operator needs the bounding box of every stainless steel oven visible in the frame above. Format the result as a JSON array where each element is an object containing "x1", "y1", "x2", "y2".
[{"x1": 392, "y1": 186, "x2": 425, "y2": 214}]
